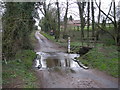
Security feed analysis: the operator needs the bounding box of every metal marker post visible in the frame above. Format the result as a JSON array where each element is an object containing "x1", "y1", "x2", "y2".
[{"x1": 68, "y1": 37, "x2": 70, "y2": 53}]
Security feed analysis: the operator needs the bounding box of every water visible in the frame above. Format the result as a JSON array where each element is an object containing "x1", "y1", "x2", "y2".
[
  {"x1": 35, "y1": 52, "x2": 81, "y2": 70},
  {"x1": 34, "y1": 52, "x2": 118, "y2": 88}
]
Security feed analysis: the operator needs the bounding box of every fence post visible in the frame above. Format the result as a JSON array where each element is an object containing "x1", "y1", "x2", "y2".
[{"x1": 68, "y1": 37, "x2": 70, "y2": 53}]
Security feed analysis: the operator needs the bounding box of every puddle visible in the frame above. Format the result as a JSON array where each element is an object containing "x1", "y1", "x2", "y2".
[
  {"x1": 46, "y1": 58, "x2": 60, "y2": 68},
  {"x1": 35, "y1": 52, "x2": 82, "y2": 70}
]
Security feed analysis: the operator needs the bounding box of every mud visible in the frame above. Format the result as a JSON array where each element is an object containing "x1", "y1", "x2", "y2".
[{"x1": 34, "y1": 31, "x2": 118, "y2": 88}]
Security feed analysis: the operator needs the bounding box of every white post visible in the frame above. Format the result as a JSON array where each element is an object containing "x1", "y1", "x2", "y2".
[{"x1": 68, "y1": 37, "x2": 70, "y2": 53}]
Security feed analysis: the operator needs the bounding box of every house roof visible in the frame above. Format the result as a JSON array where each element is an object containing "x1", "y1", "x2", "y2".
[
  {"x1": 67, "y1": 20, "x2": 80, "y2": 26},
  {"x1": 68, "y1": 20, "x2": 80, "y2": 25}
]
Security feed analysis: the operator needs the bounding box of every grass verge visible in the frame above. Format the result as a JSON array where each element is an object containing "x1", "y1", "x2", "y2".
[
  {"x1": 2, "y1": 30, "x2": 40, "y2": 88},
  {"x1": 40, "y1": 31, "x2": 56, "y2": 42},
  {"x1": 2, "y1": 50, "x2": 39, "y2": 88},
  {"x1": 78, "y1": 45, "x2": 119, "y2": 78}
]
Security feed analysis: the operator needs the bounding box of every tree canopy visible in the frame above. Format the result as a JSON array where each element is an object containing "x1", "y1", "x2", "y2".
[{"x1": 2, "y1": 2, "x2": 35, "y2": 59}]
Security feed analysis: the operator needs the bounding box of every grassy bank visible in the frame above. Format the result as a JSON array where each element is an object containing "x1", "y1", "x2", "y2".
[
  {"x1": 2, "y1": 30, "x2": 40, "y2": 88},
  {"x1": 79, "y1": 45, "x2": 119, "y2": 78},
  {"x1": 41, "y1": 31, "x2": 56, "y2": 42},
  {"x1": 2, "y1": 50, "x2": 39, "y2": 88}
]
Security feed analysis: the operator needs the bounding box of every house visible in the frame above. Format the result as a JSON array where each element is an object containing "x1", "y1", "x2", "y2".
[
  {"x1": 60, "y1": 20, "x2": 81, "y2": 30},
  {"x1": 67, "y1": 20, "x2": 81, "y2": 27}
]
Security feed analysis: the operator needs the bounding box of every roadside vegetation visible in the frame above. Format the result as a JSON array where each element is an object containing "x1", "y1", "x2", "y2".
[
  {"x1": 2, "y1": 31, "x2": 39, "y2": 88},
  {"x1": 79, "y1": 45, "x2": 118, "y2": 77},
  {"x1": 41, "y1": 26, "x2": 119, "y2": 78},
  {"x1": 2, "y1": 50, "x2": 38, "y2": 88},
  {"x1": 2, "y1": 3, "x2": 39, "y2": 88}
]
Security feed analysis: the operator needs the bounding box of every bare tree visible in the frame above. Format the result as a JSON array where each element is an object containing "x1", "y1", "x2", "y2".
[
  {"x1": 95, "y1": 0, "x2": 119, "y2": 45},
  {"x1": 77, "y1": 1, "x2": 86, "y2": 46},
  {"x1": 35, "y1": 2, "x2": 50, "y2": 32},
  {"x1": 91, "y1": 1, "x2": 95, "y2": 37},
  {"x1": 118, "y1": 19, "x2": 120, "y2": 46},
  {"x1": 113, "y1": 0, "x2": 118, "y2": 45},
  {"x1": 63, "y1": 0, "x2": 69, "y2": 38},
  {"x1": 55, "y1": 0, "x2": 60, "y2": 40},
  {"x1": 98, "y1": 0, "x2": 101, "y2": 24},
  {"x1": 116, "y1": 1, "x2": 120, "y2": 20},
  {"x1": 87, "y1": 2, "x2": 90, "y2": 46},
  {"x1": 35, "y1": 1, "x2": 58, "y2": 33}
]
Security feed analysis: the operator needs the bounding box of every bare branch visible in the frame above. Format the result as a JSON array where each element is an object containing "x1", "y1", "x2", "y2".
[
  {"x1": 95, "y1": 0, "x2": 115, "y2": 24},
  {"x1": 95, "y1": 23, "x2": 115, "y2": 40},
  {"x1": 39, "y1": 8, "x2": 45, "y2": 16},
  {"x1": 109, "y1": 14, "x2": 114, "y2": 17},
  {"x1": 105, "y1": 2, "x2": 113, "y2": 20}
]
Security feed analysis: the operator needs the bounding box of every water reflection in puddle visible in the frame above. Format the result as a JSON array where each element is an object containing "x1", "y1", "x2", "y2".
[{"x1": 35, "y1": 52, "x2": 81, "y2": 70}]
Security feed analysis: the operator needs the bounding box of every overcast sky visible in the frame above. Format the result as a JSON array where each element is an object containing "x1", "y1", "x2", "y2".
[
  {"x1": 37, "y1": 0, "x2": 119, "y2": 20},
  {"x1": 35, "y1": 0, "x2": 120, "y2": 27},
  {"x1": 1, "y1": 0, "x2": 119, "y2": 29},
  {"x1": 34, "y1": 0, "x2": 120, "y2": 27}
]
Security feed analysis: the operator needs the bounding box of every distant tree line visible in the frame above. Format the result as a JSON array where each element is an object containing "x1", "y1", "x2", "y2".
[{"x1": 77, "y1": 0, "x2": 120, "y2": 46}]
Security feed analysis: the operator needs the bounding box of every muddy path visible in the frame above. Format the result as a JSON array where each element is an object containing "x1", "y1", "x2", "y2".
[
  {"x1": 34, "y1": 31, "x2": 65, "y2": 53},
  {"x1": 34, "y1": 31, "x2": 118, "y2": 88}
]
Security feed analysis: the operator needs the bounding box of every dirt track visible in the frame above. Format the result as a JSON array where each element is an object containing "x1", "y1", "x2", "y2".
[{"x1": 34, "y1": 31, "x2": 118, "y2": 88}]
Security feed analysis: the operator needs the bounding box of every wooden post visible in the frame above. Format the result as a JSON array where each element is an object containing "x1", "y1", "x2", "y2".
[{"x1": 68, "y1": 37, "x2": 70, "y2": 53}]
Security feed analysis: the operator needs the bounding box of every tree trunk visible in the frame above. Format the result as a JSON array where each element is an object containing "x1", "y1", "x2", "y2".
[
  {"x1": 87, "y1": 2, "x2": 90, "y2": 46},
  {"x1": 56, "y1": 0, "x2": 60, "y2": 41},
  {"x1": 118, "y1": 19, "x2": 120, "y2": 46},
  {"x1": 77, "y1": 2, "x2": 85, "y2": 46},
  {"x1": 63, "y1": 0, "x2": 69, "y2": 39},
  {"x1": 43, "y1": 2, "x2": 48, "y2": 32},
  {"x1": 113, "y1": 0, "x2": 118, "y2": 45},
  {"x1": 98, "y1": 0, "x2": 101, "y2": 25},
  {"x1": 91, "y1": 1, "x2": 95, "y2": 37}
]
